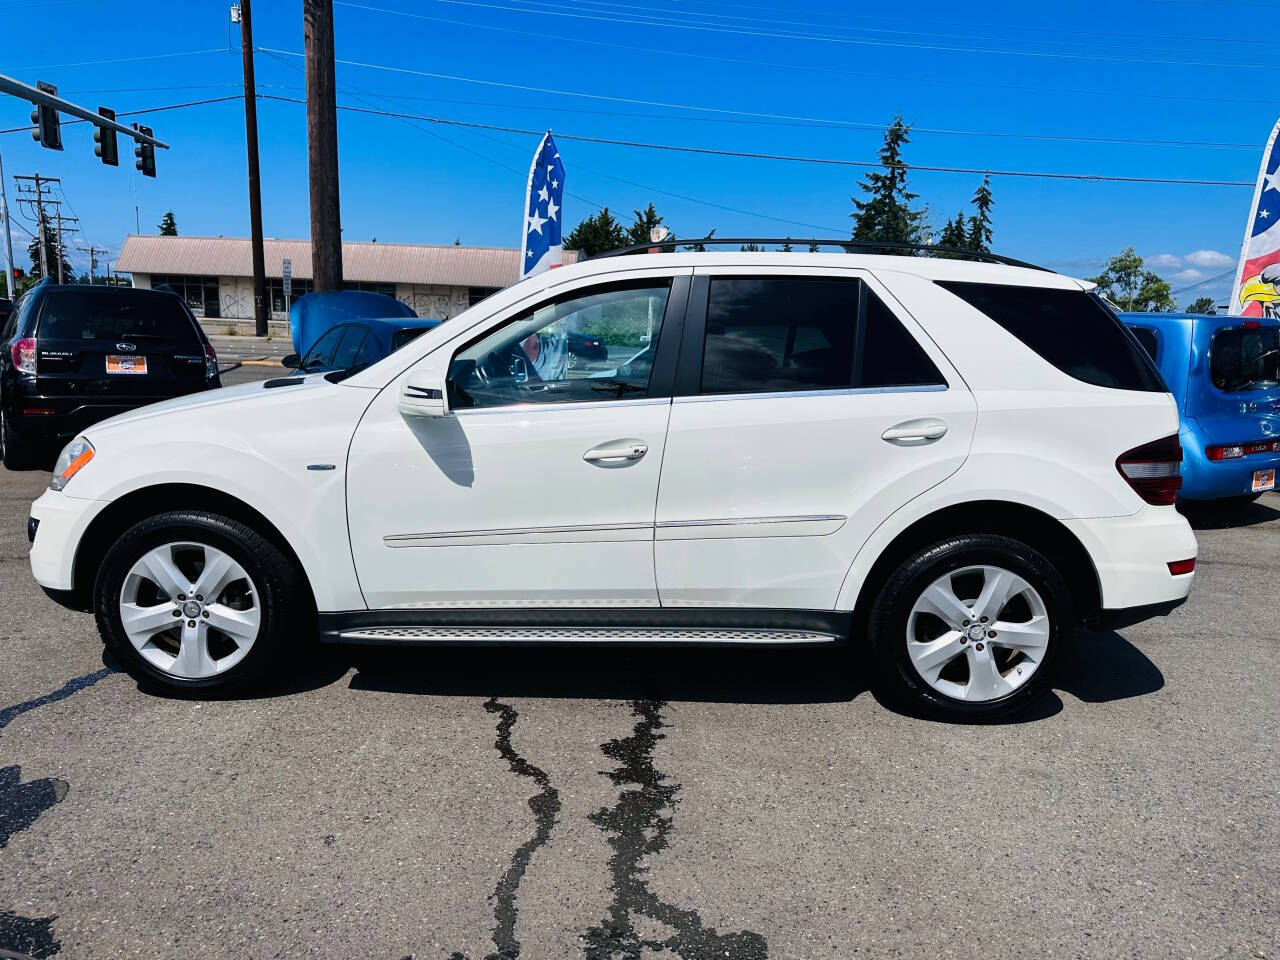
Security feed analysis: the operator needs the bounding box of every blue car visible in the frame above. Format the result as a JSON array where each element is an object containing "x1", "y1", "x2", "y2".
[
  {"x1": 1121, "y1": 311, "x2": 1280, "y2": 503},
  {"x1": 283, "y1": 315, "x2": 442, "y2": 375}
]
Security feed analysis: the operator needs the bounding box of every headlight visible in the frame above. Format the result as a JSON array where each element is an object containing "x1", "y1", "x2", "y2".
[{"x1": 50, "y1": 437, "x2": 94, "y2": 492}]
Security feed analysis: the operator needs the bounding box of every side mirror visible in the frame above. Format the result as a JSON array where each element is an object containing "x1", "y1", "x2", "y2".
[
  {"x1": 282, "y1": 353, "x2": 301, "y2": 369},
  {"x1": 398, "y1": 373, "x2": 449, "y2": 418}
]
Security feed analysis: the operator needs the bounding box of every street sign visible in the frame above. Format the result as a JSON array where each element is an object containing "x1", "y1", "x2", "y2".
[{"x1": 282, "y1": 258, "x2": 292, "y2": 298}]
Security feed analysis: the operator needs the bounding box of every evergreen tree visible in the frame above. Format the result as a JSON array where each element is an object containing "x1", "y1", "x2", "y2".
[
  {"x1": 778, "y1": 237, "x2": 793, "y2": 252},
  {"x1": 682, "y1": 228, "x2": 716, "y2": 252},
  {"x1": 626, "y1": 203, "x2": 666, "y2": 246},
  {"x1": 939, "y1": 212, "x2": 968, "y2": 250},
  {"x1": 851, "y1": 116, "x2": 925, "y2": 253},
  {"x1": 740, "y1": 242, "x2": 762, "y2": 252},
  {"x1": 966, "y1": 176, "x2": 994, "y2": 253},
  {"x1": 158, "y1": 210, "x2": 178, "y2": 236},
  {"x1": 808, "y1": 241, "x2": 821, "y2": 253},
  {"x1": 564, "y1": 206, "x2": 626, "y2": 256},
  {"x1": 26, "y1": 212, "x2": 74, "y2": 283}
]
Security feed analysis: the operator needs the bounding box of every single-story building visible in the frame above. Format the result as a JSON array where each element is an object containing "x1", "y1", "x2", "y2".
[{"x1": 114, "y1": 235, "x2": 580, "y2": 324}]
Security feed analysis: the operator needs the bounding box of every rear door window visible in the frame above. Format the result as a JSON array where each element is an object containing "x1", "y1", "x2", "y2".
[
  {"x1": 1209, "y1": 325, "x2": 1280, "y2": 393},
  {"x1": 36, "y1": 289, "x2": 200, "y2": 344},
  {"x1": 699, "y1": 276, "x2": 944, "y2": 395},
  {"x1": 937, "y1": 281, "x2": 1165, "y2": 392},
  {"x1": 331, "y1": 324, "x2": 368, "y2": 370},
  {"x1": 302, "y1": 326, "x2": 345, "y2": 371},
  {"x1": 1128, "y1": 326, "x2": 1160, "y2": 364}
]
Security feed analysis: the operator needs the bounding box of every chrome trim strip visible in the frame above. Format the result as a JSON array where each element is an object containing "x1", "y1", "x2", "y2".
[
  {"x1": 453, "y1": 397, "x2": 672, "y2": 416},
  {"x1": 674, "y1": 384, "x2": 947, "y2": 404},
  {"x1": 385, "y1": 521, "x2": 653, "y2": 543},
  {"x1": 655, "y1": 514, "x2": 846, "y2": 529}
]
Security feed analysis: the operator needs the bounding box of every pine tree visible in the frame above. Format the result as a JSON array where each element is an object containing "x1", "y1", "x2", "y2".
[
  {"x1": 808, "y1": 241, "x2": 821, "y2": 253},
  {"x1": 26, "y1": 212, "x2": 74, "y2": 282},
  {"x1": 626, "y1": 203, "x2": 666, "y2": 246},
  {"x1": 683, "y1": 228, "x2": 716, "y2": 252},
  {"x1": 851, "y1": 116, "x2": 925, "y2": 254},
  {"x1": 939, "y1": 212, "x2": 968, "y2": 250},
  {"x1": 966, "y1": 176, "x2": 994, "y2": 253},
  {"x1": 564, "y1": 207, "x2": 626, "y2": 256},
  {"x1": 158, "y1": 210, "x2": 178, "y2": 236},
  {"x1": 779, "y1": 237, "x2": 793, "y2": 252}
]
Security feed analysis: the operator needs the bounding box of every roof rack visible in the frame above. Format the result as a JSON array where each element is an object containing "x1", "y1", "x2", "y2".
[{"x1": 588, "y1": 237, "x2": 1052, "y2": 272}]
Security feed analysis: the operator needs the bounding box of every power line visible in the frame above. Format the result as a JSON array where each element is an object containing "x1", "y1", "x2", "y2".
[
  {"x1": 257, "y1": 92, "x2": 1256, "y2": 188},
  {"x1": 328, "y1": 3, "x2": 1280, "y2": 107},
  {"x1": 258, "y1": 47, "x2": 1265, "y2": 154},
  {"x1": 1171, "y1": 267, "x2": 1236, "y2": 295},
  {"x1": 430, "y1": 0, "x2": 1280, "y2": 70},
  {"x1": 7, "y1": 48, "x2": 232, "y2": 73},
  {"x1": 0, "y1": 94, "x2": 243, "y2": 135}
]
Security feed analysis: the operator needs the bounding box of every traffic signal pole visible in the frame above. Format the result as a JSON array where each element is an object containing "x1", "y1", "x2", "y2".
[
  {"x1": 238, "y1": 0, "x2": 269, "y2": 336},
  {"x1": 0, "y1": 151, "x2": 14, "y2": 299}
]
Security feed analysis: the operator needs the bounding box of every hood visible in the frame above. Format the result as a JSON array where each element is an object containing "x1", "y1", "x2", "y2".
[{"x1": 82, "y1": 374, "x2": 345, "y2": 438}]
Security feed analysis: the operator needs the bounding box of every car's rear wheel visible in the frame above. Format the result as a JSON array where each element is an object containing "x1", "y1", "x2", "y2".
[
  {"x1": 868, "y1": 534, "x2": 1073, "y2": 721},
  {"x1": 1, "y1": 410, "x2": 37, "y2": 470},
  {"x1": 94, "y1": 510, "x2": 306, "y2": 695}
]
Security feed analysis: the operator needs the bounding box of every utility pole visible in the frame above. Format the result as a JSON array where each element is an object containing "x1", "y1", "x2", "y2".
[
  {"x1": 82, "y1": 243, "x2": 107, "y2": 284},
  {"x1": 52, "y1": 211, "x2": 78, "y2": 284},
  {"x1": 14, "y1": 174, "x2": 58, "y2": 281},
  {"x1": 305, "y1": 0, "x2": 343, "y2": 291},
  {"x1": 236, "y1": 0, "x2": 269, "y2": 336},
  {"x1": 0, "y1": 150, "x2": 14, "y2": 299}
]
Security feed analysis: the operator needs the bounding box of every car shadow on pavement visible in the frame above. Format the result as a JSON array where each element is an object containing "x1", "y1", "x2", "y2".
[
  {"x1": 346, "y1": 645, "x2": 865, "y2": 705},
  {"x1": 1180, "y1": 498, "x2": 1280, "y2": 530}
]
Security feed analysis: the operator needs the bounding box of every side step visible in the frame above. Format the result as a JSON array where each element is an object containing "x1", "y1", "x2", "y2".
[{"x1": 334, "y1": 626, "x2": 841, "y2": 647}]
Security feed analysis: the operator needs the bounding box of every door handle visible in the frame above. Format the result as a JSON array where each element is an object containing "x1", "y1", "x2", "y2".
[
  {"x1": 583, "y1": 439, "x2": 648, "y2": 465},
  {"x1": 882, "y1": 418, "x2": 948, "y2": 445}
]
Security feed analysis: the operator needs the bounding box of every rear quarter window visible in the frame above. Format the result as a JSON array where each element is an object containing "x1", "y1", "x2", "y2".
[
  {"x1": 1209, "y1": 324, "x2": 1280, "y2": 393},
  {"x1": 1128, "y1": 326, "x2": 1160, "y2": 364},
  {"x1": 937, "y1": 281, "x2": 1166, "y2": 392},
  {"x1": 36, "y1": 289, "x2": 201, "y2": 343}
]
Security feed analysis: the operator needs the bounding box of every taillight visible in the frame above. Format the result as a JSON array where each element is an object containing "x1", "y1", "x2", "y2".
[
  {"x1": 1167, "y1": 558, "x2": 1196, "y2": 576},
  {"x1": 1117, "y1": 434, "x2": 1182, "y2": 506},
  {"x1": 203, "y1": 343, "x2": 218, "y2": 380},
  {"x1": 11, "y1": 337, "x2": 36, "y2": 375},
  {"x1": 1206, "y1": 439, "x2": 1280, "y2": 461}
]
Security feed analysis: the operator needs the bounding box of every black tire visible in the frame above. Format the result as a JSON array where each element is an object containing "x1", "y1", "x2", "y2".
[
  {"x1": 94, "y1": 510, "x2": 307, "y2": 696},
  {"x1": 868, "y1": 534, "x2": 1074, "y2": 722},
  {"x1": 1, "y1": 410, "x2": 36, "y2": 470}
]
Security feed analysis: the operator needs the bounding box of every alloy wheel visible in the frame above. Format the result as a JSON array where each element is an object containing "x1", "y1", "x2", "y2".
[
  {"x1": 905, "y1": 564, "x2": 1051, "y2": 702},
  {"x1": 119, "y1": 541, "x2": 261, "y2": 680}
]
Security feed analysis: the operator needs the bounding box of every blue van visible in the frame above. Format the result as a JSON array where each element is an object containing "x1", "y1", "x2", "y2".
[{"x1": 1121, "y1": 311, "x2": 1280, "y2": 503}]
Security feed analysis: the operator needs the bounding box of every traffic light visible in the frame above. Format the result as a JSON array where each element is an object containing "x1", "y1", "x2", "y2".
[
  {"x1": 29, "y1": 81, "x2": 62, "y2": 151},
  {"x1": 133, "y1": 123, "x2": 156, "y2": 178},
  {"x1": 93, "y1": 107, "x2": 118, "y2": 166}
]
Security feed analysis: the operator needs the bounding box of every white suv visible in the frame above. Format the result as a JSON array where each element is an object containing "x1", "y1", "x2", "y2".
[{"x1": 27, "y1": 250, "x2": 1196, "y2": 719}]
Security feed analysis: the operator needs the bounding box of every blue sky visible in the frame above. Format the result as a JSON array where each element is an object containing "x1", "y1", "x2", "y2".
[{"x1": 3, "y1": 0, "x2": 1278, "y2": 306}]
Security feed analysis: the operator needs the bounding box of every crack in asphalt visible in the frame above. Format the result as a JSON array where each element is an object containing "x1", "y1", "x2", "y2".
[
  {"x1": 0, "y1": 668, "x2": 115, "y2": 959},
  {"x1": 583, "y1": 699, "x2": 768, "y2": 960},
  {"x1": 450, "y1": 697, "x2": 562, "y2": 960}
]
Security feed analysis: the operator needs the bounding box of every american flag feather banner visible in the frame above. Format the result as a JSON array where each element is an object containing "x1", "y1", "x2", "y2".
[
  {"x1": 1229, "y1": 119, "x2": 1280, "y2": 319},
  {"x1": 520, "y1": 131, "x2": 565, "y2": 278}
]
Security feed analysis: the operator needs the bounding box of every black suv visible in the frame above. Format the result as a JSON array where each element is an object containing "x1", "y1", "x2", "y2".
[{"x1": 1, "y1": 281, "x2": 221, "y2": 468}]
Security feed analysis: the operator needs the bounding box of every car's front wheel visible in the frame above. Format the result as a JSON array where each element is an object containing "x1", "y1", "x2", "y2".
[
  {"x1": 94, "y1": 510, "x2": 306, "y2": 695},
  {"x1": 868, "y1": 534, "x2": 1073, "y2": 721}
]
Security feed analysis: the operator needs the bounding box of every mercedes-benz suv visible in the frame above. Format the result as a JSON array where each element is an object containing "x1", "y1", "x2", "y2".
[{"x1": 26, "y1": 247, "x2": 1197, "y2": 719}]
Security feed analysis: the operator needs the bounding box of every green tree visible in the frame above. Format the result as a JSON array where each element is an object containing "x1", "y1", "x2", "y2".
[
  {"x1": 1089, "y1": 247, "x2": 1175, "y2": 312},
  {"x1": 564, "y1": 206, "x2": 626, "y2": 256},
  {"x1": 1184, "y1": 296, "x2": 1216, "y2": 315},
  {"x1": 938, "y1": 212, "x2": 967, "y2": 250},
  {"x1": 808, "y1": 241, "x2": 821, "y2": 253},
  {"x1": 966, "y1": 175, "x2": 994, "y2": 253},
  {"x1": 851, "y1": 115, "x2": 925, "y2": 253},
  {"x1": 626, "y1": 203, "x2": 666, "y2": 246},
  {"x1": 27, "y1": 213, "x2": 74, "y2": 283},
  {"x1": 157, "y1": 210, "x2": 178, "y2": 236},
  {"x1": 682, "y1": 228, "x2": 716, "y2": 252},
  {"x1": 739, "y1": 242, "x2": 762, "y2": 252},
  {"x1": 778, "y1": 237, "x2": 793, "y2": 252}
]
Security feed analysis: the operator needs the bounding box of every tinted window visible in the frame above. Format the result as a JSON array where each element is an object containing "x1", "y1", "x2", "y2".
[
  {"x1": 1210, "y1": 325, "x2": 1280, "y2": 393},
  {"x1": 331, "y1": 325, "x2": 368, "y2": 369},
  {"x1": 700, "y1": 277, "x2": 943, "y2": 395},
  {"x1": 391, "y1": 327, "x2": 431, "y2": 351},
  {"x1": 301, "y1": 325, "x2": 345, "y2": 371},
  {"x1": 36, "y1": 289, "x2": 200, "y2": 343},
  {"x1": 938, "y1": 281, "x2": 1165, "y2": 392},
  {"x1": 450, "y1": 281, "x2": 670, "y2": 408},
  {"x1": 1128, "y1": 326, "x2": 1159, "y2": 363}
]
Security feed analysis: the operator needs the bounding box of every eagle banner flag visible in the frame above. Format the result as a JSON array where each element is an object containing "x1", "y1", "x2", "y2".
[
  {"x1": 520, "y1": 132, "x2": 565, "y2": 278},
  {"x1": 1229, "y1": 118, "x2": 1280, "y2": 318}
]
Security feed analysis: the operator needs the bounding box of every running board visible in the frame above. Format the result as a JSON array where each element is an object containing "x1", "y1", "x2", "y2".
[{"x1": 332, "y1": 625, "x2": 841, "y2": 647}]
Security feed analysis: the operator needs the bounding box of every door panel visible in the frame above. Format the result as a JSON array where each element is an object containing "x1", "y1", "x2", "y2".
[
  {"x1": 346, "y1": 270, "x2": 690, "y2": 611},
  {"x1": 655, "y1": 268, "x2": 977, "y2": 609}
]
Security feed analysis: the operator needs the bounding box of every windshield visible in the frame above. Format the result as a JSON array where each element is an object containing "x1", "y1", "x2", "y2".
[{"x1": 1209, "y1": 325, "x2": 1280, "y2": 393}]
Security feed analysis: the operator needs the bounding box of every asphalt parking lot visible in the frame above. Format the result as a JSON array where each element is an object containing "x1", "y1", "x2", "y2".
[{"x1": 1, "y1": 365, "x2": 1277, "y2": 959}]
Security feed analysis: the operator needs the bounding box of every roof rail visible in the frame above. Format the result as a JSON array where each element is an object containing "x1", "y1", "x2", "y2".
[{"x1": 588, "y1": 237, "x2": 1052, "y2": 272}]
